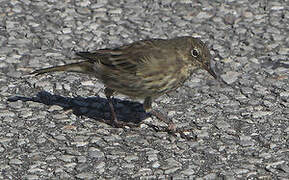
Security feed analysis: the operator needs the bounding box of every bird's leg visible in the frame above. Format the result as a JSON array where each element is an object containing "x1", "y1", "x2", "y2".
[
  {"x1": 104, "y1": 88, "x2": 137, "y2": 128},
  {"x1": 144, "y1": 97, "x2": 169, "y2": 124},
  {"x1": 144, "y1": 97, "x2": 196, "y2": 140},
  {"x1": 144, "y1": 97, "x2": 174, "y2": 130},
  {"x1": 104, "y1": 88, "x2": 120, "y2": 127}
]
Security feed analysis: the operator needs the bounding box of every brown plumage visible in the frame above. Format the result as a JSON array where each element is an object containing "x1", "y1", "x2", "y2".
[{"x1": 32, "y1": 36, "x2": 216, "y2": 127}]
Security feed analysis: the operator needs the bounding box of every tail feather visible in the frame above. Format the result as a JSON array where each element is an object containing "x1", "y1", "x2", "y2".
[{"x1": 31, "y1": 61, "x2": 94, "y2": 76}]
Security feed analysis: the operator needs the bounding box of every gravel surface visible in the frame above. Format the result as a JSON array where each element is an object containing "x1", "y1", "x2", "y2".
[{"x1": 1, "y1": 0, "x2": 289, "y2": 179}]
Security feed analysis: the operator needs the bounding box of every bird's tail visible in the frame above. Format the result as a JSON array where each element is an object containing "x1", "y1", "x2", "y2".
[{"x1": 31, "y1": 61, "x2": 95, "y2": 76}]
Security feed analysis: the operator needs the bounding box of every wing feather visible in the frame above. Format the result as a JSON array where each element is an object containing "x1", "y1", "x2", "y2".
[{"x1": 76, "y1": 39, "x2": 166, "y2": 73}]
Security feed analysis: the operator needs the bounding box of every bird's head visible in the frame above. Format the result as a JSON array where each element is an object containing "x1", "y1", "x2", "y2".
[{"x1": 186, "y1": 37, "x2": 217, "y2": 79}]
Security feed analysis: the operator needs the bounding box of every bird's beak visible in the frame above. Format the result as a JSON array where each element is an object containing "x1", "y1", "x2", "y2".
[{"x1": 203, "y1": 62, "x2": 217, "y2": 79}]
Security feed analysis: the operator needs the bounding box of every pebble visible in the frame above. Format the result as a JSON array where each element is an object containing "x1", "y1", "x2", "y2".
[{"x1": 221, "y1": 71, "x2": 241, "y2": 84}]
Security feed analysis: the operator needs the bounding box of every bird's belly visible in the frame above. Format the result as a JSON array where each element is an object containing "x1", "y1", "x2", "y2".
[
  {"x1": 101, "y1": 66, "x2": 190, "y2": 99},
  {"x1": 127, "y1": 73, "x2": 189, "y2": 98}
]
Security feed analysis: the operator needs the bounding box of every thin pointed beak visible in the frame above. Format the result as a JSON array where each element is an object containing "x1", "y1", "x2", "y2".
[{"x1": 203, "y1": 62, "x2": 217, "y2": 79}]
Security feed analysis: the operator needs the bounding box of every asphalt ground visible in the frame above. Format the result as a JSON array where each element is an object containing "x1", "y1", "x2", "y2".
[{"x1": 1, "y1": 0, "x2": 289, "y2": 179}]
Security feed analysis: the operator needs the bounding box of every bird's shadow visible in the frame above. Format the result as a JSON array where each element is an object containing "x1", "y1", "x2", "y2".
[{"x1": 8, "y1": 91, "x2": 147, "y2": 125}]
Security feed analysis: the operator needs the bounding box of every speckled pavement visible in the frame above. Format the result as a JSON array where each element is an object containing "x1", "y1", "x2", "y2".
[{"x1": 1, "y1": 0, "x2": 289, "y2": 179}]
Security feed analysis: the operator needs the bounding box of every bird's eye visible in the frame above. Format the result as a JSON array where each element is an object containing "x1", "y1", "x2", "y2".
[{"x1": 191, "y1": 49, "x2": 199, "y2": 57}]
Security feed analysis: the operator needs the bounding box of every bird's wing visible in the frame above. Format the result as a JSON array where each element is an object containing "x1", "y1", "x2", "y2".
[{"x1": 76, "y1": 39, "x2": 169, "y2": 73}]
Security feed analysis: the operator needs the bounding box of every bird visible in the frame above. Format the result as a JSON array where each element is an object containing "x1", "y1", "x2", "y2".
[{"x1": 31, "y1": 36, "x2": 217, "y2": 128}]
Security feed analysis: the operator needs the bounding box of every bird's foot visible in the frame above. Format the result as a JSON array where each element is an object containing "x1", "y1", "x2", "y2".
[
  {"x1": 110, "y1": 121, "x2": 138, "y2": 128},
  {"x1": 149, "y1": 123, "x2": 197, "y2": 141},
  {"x1": 108, "y1": 118, "x2": 139, "y2": 128},
  {"x1": 148, "y1": 110, "x2": 198, "y2": 141}
]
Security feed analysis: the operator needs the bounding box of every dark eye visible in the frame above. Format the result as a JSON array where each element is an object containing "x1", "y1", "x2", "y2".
[{"x1": 191, "y1": 49, "x2": 199, "y2": 57}]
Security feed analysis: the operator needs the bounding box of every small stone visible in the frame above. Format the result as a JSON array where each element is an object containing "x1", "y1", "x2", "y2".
[
  {"x1": 221, "y1": 71, "x2": 241, "y2": 84},
  {"x1": 240, "y1": 135, "x2": 255, "y2": 146},
  {"x1": 76, "y1": 173, "x2": 95, "y2": 179},
  {"x1": 24, "y1": 175, "x2": 39, "y2": 180},
  {"x1": 76, "y1": 0, "x2": 90, "y2": 7},
  {"x1": 124, "y1": 155, "x2": 139, "y2": 162},
  {"x1": 27, "y1": 168, "x2": 45, "y2": 173},
  {"x1": 136, "y1": 168, "x2": 153, "y2": 176},
  {"x1": 180, "y1": 165, "x2": 198, "y2": 175},
  {"x1": 71, "y1": 141, "x2": 89, "y2": 147},
  {"x1": 152, "y1": 161, "x2": 160, "y2": 168},
  {"x1": 109, "y1": 8, "x2": 122, "y2": 14},
  {"x1": 58, "y1": 155, "x2": 75, "y2": 162},
  {"x1": 148, "y1": 154, "x2": 158, "y2": 162},
  {"x1": 81, "y1": 80, "x2": 94, "y2": 86},
  {"x1": 243, "y1": 11, "x2": 253, "y2": 18},
  {"x1": 196, "y1": 12, "x2": 213, "y2": 19},
  {"x1": 164, "y1": 167, "x2": 181, "y2": 174},
  {"x1": 62, "y1": 28, "x2": 72, "y2": 34},
  {"x1": 9, "y1": 159, "x2": 23, "y2": 165},
  {"x1": 88, "y1": 147, "x2": 105, "y2": 159},
  {"x1": 271, "y1": 6, "x2": 284, "y2": 10},
  {"x1": 280, "y1": 91, "x2": 289, "y2": 101},
  {"x1": 252, "y1": 111, "x2": 273, "y2": 118}
]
